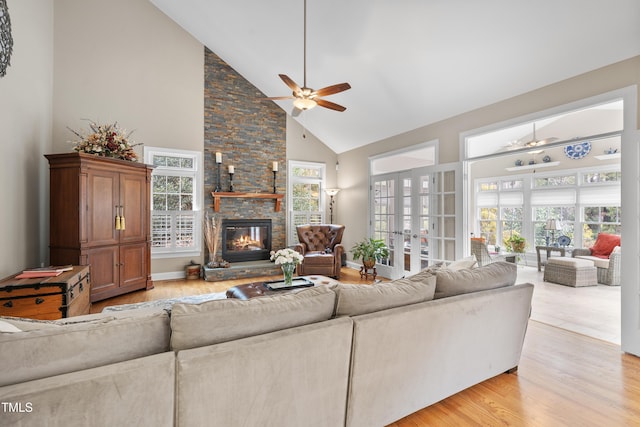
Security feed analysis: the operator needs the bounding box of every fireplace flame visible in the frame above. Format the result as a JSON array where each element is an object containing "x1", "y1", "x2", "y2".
[{"x1": 233, "y1": 235, "x2": 262, "y2": 251}]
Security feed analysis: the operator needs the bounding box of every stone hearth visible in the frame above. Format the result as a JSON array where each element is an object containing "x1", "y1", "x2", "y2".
[{"x1": 203, "y1": 260, "x2": 281, "y2": 282}]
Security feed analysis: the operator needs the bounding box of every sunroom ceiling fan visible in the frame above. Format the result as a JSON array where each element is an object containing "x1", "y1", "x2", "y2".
[
  {"x1": 505, "y1": 123, "x2": 558, "y2": 150},
  {"x1": 265, "y1": 0, "x2": 351, "y2": 113}
]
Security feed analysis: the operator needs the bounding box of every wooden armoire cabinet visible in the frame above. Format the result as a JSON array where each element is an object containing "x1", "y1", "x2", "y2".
[{"x1": 46, "y1": 153, "x2": 154, "y2": 302}]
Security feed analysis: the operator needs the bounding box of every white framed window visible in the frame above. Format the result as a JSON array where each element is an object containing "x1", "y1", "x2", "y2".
[
  {"x1": 475, "y1": 166, "x2": 620, "y2": 250},
  {"x1": 144, "y1": 147, "x2": 202, "y2": 258},
  {"x1": 476, "y1": 179, "x2": 524, "y2": 246},
  {"x1": 287, "y1": 161, "x2": 326, "y2": 245}
]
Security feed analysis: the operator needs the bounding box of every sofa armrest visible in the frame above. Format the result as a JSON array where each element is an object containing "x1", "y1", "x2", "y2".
[
  {"x1": 294, "y1": 243, "x2": 306, "y2": 255},
  {"x1": 572, "y1": 248, "x2": 591, "y2": 257}
]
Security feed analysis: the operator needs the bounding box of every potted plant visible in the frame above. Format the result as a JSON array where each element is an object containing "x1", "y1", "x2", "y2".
[
  {"x1": 351, "y1": 237, "x2": 390, "y2": 269},
  {"x1": 505, "y1": 234, "x2": 526, "y2": 253}
]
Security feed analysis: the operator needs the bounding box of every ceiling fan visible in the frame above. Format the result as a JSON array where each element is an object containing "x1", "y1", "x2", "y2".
[
  {"x1": 504, "y1": 123, "x2": 558, "y2": 151},
  {"x1": 265, "y1": 0, "x2": 351, "y2": 114}
]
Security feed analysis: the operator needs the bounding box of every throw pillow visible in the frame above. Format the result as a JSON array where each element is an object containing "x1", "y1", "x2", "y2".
[
  {"x1": 170, "y1": 285, "x2": 336, "y2": 351},
  {"x1": 434, "y1": 261, "x2": 517, "y2": 299},
  {"x1": 590, "y1": 233, "x2": 621, "y2": 258},
  {"x1": 0, "y1": 320, "x2": 22, "y2": 333},
  {"x1": 333, "y1": 274, "x2": 436, "y2": 317},
  {"x1": 444, "y1": 255, "x2": 478, "y2": 271}
]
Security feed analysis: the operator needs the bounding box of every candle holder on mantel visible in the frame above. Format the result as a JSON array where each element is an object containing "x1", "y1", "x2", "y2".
[
  {"x1": 228, "y1": 172, "x2": 234, "y2": 192},
  {"x1": 272, "y1": 171, "x2": 277, "y2": 194},
  {"x1": 214, "y1": 163, "x2": 222, "y2": 192}
]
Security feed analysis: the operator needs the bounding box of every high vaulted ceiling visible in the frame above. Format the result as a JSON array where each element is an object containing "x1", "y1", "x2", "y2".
[{"x1": 150, "y1": 0, "x2": 640, "y2": 154}]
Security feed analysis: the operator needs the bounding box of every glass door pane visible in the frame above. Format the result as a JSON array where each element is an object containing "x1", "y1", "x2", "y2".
[
  {"x1": 372, "y1": 176, "x2": 395, "y2": 270},
  {"x1": 402, "y1": 177, "x2": 412, "y2": 275}
]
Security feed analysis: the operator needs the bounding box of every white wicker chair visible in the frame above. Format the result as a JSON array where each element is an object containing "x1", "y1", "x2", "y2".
[
  {"x1": 470, "y1": 239, "x2": 507, "y2": 267},
  {"x1": 572, "y1": 248, "x2": 621, "y2": 286}
]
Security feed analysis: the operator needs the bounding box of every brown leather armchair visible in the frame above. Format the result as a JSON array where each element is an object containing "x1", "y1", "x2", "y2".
[{"x1": 294, "y1": 224, "x2": 345, "y2": 279}]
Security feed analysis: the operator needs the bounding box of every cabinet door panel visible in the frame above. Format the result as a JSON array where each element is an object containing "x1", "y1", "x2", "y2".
[
  {"x1": 120, "y1": 243, "x2": 148, "y2": 290},
  {"x1": 86, "y1": 171, "x2": 119, "y2": 247},
  {"x1": 85, "y1": 246, "x2": 119, "y2": 302},
  {"x1": 120, "y1": 172, "x2": 148, "y2": 244}
]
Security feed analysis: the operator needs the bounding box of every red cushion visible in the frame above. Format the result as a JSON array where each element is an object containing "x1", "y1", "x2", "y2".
[{"x1": 590, "y1": 233, "x2": 621, "y2": 259}]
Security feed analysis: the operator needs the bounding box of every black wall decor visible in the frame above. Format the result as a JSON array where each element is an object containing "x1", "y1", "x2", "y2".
[{"x1": 0, "y1": 0, "x2": 13, "y2": 77}]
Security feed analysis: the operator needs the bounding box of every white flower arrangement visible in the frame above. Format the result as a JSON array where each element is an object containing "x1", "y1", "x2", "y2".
[{"x1": 270, "y1": 248, "x2": 304, "y2": 265}]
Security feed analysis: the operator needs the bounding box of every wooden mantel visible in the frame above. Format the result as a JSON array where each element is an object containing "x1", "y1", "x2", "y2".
[{"x1": 211, "y1": 192, "x2": 284, "y2": 212}]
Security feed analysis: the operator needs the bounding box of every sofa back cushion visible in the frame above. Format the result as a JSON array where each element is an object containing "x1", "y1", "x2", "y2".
[
  {"x1": 434, "y1": 261, "x2": 517, "y2": 299},
  {"x1": 333, "y1": 273, "x2": 436, "y2": 317},
  {"x1": 0, "y1": 308, "x2": 171, "y2": 386},
  {"x1": 170, "y1": 285, "x2": 336, "y2": 351},
  {"x1": 590, "y1": 233, "x2": 621, "y2": 258}
]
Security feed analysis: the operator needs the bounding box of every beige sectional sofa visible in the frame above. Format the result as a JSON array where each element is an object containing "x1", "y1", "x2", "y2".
[{"x1": 0, "y1": 262, "x2": 533, "y2": 427}]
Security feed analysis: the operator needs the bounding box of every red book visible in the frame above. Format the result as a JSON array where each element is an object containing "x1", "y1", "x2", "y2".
[{"x1": 15, "y1": 271, "x2": 63, "y2": 279}]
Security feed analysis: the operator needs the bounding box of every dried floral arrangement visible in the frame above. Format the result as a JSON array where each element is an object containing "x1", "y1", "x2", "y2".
[
  {"x1": 203, "y1": 212, "x2": 228, "y2": 268},
  {"x1": 68, "y1": 121, "x2": 141, "y2": 162}
]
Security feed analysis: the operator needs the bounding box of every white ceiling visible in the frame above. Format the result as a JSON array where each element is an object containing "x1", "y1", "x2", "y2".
[{"x1": 149, "y1": 0, "x2": 640, "y2": 154}]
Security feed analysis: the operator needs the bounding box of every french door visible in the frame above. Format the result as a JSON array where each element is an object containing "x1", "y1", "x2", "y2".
[{"x1": 371, "y1": 164, "x2": 460, "y2": 279}]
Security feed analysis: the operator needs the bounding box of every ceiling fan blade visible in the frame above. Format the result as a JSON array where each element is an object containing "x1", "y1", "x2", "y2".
[
  {"x1": 279, "y1": 74, "x2": 301, "y2": 93},
  {"x1": 316, "y1": 98, "x2": 347, "y2": 112},
  {"x1": 264, "y1": 96, "x2": 295, "y2": 100},
  {"x1": 539, "y1": 137, "x2": 559, "y2": 145},
  {"x1": 315, "y1": 82, "x2": 351, "y2": 97}
]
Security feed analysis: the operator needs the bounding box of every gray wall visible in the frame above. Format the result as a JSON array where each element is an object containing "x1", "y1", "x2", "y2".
[{"x1": 0, "y1": 1, "x2": 53, "y2": 277}]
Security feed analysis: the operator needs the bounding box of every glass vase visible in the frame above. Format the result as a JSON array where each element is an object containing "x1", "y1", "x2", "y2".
[{"x1": 281, "y1": 263, "x2": 296, "y2": 286}]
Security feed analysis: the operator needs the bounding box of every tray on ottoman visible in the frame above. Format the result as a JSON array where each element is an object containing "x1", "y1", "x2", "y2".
[{"x1": 265, "y1": 277, "x2": 314, "y2": 291}]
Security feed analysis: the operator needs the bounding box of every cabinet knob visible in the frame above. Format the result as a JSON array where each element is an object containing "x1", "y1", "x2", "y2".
[
  {"x1": 3, "y1": 301, "x2": 12, "y2": 308},
  {"x1": 35, "y1": 298, "x2": 44, "y2": 305}
]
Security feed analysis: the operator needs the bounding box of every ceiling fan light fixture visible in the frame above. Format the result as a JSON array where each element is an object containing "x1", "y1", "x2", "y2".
[{"x1": 293, "y1": 97, "x2": 317, "y2": 110}]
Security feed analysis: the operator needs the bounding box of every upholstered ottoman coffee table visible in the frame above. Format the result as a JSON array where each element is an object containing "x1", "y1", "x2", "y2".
[
  {"x1": 543, "y1": 257, "x2": 597, "y2": 287},
  {"x1": 226, "y1": 275, "x2": 339, "y2": 300}
]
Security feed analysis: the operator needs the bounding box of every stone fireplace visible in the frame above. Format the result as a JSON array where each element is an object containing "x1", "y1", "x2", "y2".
[
  {"x1": 222, "y1": 219, "x2": 272, "y2": 263},
  {"x1": 203, "y1": 48, "x2": 286, "y2": 281}
]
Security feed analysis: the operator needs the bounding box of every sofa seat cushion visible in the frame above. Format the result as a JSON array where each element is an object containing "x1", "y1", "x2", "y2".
[
  {"x1": 302, "y1": 251, "x2": 335, "y2": 266},
  {"x1": 573, "y1": 255, "x2": 609, "y2": 269},
  {"x1": 434, "y1": 261, "x2": 517, "y2": 299},
  {"x1": 0, "y1": 308, "x2": 171, "y2": 386},
  {"x1": 333, "y1": 274, "x2": 436, "y2": 317},
  {"x1": 170, "y1": 285, "x2": 336, "y2": 351}
]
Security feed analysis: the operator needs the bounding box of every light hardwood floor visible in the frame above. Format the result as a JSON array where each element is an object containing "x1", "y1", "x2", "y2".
[
  {"x1": 518, "y1": 265, "x2": 621, "y2": 344},
  {"x1": 91, "y1": 267, "x2": 640, "y2": 426}
]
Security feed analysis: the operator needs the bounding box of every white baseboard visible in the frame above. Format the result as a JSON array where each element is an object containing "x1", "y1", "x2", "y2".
[
  {"x1": 345, "y1": 260, "x2": 361, "y2": 270},
  {"x1": 151, "y1": 271, "x2": 186, "y2": 281}
]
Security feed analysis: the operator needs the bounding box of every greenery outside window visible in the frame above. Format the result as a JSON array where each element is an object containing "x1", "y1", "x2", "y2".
[
  {"x1": 288, "y1": 161, "x2": 326, "y2": 245},
  {"x1": 144, "y1": 147, "x2": 202, "y2": 258},
  {"x1": 476, "y1": 166, "x2": 620, "y2": 251},
  {"x1": 533, "y1": 206, "x2": 575, "y2": 246},
  {"x1": 583, "y1": 206, "x2": 621, "y2": 247}
]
